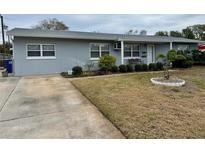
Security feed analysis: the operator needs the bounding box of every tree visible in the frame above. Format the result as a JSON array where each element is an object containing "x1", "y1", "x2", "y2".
[
  {"x1": 182, "y1": 27, "x2": 195, "y2": 39},
  {"x1": 0, "y1": 42, "x2": 12, "y2": 54},
  {"x1": 156, "y1": 50, "x2": 178, "y2": 80},
  {"x1": 170, "y1": 31, "x2": 182, "y2": 37},
  {"x1": 33, "y1": 18, "x2": 69, "y2": 31},
  {"x1": 189, "y1": 24, "x2": 205, "y2": 40},
  {"x1": 155, "y1": 31, "x2": 168, "y2": 36}
]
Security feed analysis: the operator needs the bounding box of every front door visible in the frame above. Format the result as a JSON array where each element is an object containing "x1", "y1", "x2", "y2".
[{"x1": 147, "y1": 45, "x2": 155, "y2": 64}]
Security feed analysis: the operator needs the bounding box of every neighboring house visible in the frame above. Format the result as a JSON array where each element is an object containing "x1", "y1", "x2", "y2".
[{"x1": 7, "y1": 28, "x2": 204, "y2": 76}]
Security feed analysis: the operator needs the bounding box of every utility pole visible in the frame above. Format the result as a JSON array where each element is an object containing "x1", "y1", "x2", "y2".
[{"x1": 1, "y1": 14, "x2": 5, "y2": 52}]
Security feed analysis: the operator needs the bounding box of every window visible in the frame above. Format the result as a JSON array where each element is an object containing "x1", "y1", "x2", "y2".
[
  {"x1": 101, "y1": 44, "x2": 109, "y2": 56},
  {"x1": 27, "y1": 44, "x2": 55, "y2": 59},
  {"x1": 90, "y1": 43, "x2": 110, "y2": 59},
  {"x1": 90, "y1": 44, "x2": 100, "y2": 58},
  {"x1": 177, "y1": 45, "x2": 189, "y2": 51},
  {"x1": 124, "y1": 44, "x2": 132, "y2": 57},
  {"x1": 124, "y1": 44, "x2": 140, "y2": 58},
  {"x1": 42, "y1": 45, "x2": 55, "y2": 57},
  {"x1": 133, "y1": 44, "x2": 140, "y2": 57},
  {"x1": 27, "y1": 45, "x2": 41, "y2": 57},
  {"x1": 141, "y1": 51, "x2": 147, "y2": 58}
]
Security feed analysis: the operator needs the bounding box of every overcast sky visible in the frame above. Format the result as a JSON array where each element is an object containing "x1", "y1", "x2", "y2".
[{"x1": 1, "y1": 14, "x2": 205, "y2": 42}]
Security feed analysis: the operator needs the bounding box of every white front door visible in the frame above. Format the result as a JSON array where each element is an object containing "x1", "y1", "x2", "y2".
[{"x1": 147, "y1": 45, "x2": 155, "y2": 64}]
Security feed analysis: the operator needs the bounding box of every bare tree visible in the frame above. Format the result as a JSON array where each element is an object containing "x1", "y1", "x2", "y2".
[{"x1": 33, "y1": 18, "x2": 69, "y2": 31}]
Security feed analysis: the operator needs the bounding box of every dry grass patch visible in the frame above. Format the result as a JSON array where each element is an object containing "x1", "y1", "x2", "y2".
[{"x1": 72, "y1": 67, "x2": 205, "y2": 138}]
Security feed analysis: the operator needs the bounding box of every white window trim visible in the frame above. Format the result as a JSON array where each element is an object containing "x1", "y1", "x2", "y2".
[
  {"x1": 26, "y1": 57, "x2": 56, "y2": 60},
  {"x1": 26, "y1": 44, "x2": 56, "y2": 60},
  {"x1": 123, "y1": 44, "x2": 140, "y2": 59},
  {"x1": 90, "y1": 43, "x2": 110, "y2": 60}
]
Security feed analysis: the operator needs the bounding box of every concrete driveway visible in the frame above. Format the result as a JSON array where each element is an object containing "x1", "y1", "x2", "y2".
[{"x1": 0, "y1": 75, "x2": 124, "y2": 138}]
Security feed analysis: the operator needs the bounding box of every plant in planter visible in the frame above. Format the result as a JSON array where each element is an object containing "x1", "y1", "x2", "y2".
[
  {"x1": 152, "y1": 50, "x2": 186, "y2": 87},
  {"x1": 156, "y1": 50, "x2": 177, "y2": 79},
  {"x1": 157, "y1": 49, "x2": 193, "y2": 80}
]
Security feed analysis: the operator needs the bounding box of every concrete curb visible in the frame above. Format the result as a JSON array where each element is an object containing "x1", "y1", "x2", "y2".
[{"x1": 150, "y1": 77, "x2": 185, "y2": 87}]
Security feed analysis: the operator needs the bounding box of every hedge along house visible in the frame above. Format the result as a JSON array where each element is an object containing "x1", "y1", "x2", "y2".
[{"x1": 7, "y1": 28, "x2": 204, "y2": 76}]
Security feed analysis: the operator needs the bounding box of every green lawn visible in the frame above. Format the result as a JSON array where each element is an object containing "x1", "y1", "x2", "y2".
[{"x1": 71, "y1": 67, "x2": 205, "y2": 138}]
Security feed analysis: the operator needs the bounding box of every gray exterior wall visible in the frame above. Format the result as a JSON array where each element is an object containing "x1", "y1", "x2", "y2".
[
  {"x1": 13, "y1": 37, "x2": 198, "y2": 76},
  {"x1": 155, "y1": 43, "x2": 198, "y2": 57},
  {"x1": 155, "y1": 43, "x2": 170, "y2": 56},
  {"x1": 13, "y1": 37, "x2": 116, "y2": 76}
]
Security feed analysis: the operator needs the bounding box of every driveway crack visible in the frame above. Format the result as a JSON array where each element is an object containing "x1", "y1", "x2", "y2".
[
  {"x1": 0, "y1": 110, "x2": 66, "y2": 123},
  {"x1": 0, "y1": 78, "x2": 21, "y2": 112}
]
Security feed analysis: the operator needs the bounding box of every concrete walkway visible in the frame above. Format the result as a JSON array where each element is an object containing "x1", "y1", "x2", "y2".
[{"x1": 0, "y1": 75, "x2": 124, "y2": 138}]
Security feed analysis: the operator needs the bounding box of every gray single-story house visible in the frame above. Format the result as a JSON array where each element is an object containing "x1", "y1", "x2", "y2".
[{"x1": 7, "y1": 28, "x2": 204, "y2": 76}]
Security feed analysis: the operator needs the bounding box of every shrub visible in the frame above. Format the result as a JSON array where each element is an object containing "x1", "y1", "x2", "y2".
[
  {"x1": 185, "y1": 55, "x2": 193, "y2": 61},
  {"x1": 126, "y1": 64, "x2": 134, "y2": 72},
  {"x1": 192, "y1": 50, "x2": 205, "y2": 65},
  {"x1": 156, "y1": 62, "x2": 163, "y2": 70},
  {"x1": 72, "y1": 66, "x2": 83, "y2": 76},
  {"x1": 119, "y1": 65, "x2": 127, "y2": 73},
  {"x1": 61, "y1": 72, "x2": 69, "y2": 78},
  {"x1": 149, "y1": 63, "x2": 157, "y2": 71},
  {"x1": 172, "y1": 55, "x2": 187, "y2": 68},
  {"x1": 172, "y1": 59, "x2": 193, "y2": 68},
  {"x1": 111, "y1": 65, "x2": 118, "y2": 73},
  {"x1": 100, "y1": 65, "x2": 109, "y2": 72},
  {"x1": 176, "y1": 54, "x2": 186, "y2": 60},
  {"x1": 187, "y1": 60, "x2": 193, "y2": 68},
  {"x1": 99, "y1": 55, "x2": 116, "y2": 72},
  {"x1": 181, "y1": 60, "x2": 193, "y2": 68},
  {"x1": 170, "y1": 52, "x2": 194, "y2": 68},
  {"x1": 135, "y1": 64, "x2": 143, "y2": 72},
  {"x1": 172, "y1": 60, "x2": 182, "y2": 68},
  {"x1": 142, "y1": 64, "x2": 148, "y2": 71}
]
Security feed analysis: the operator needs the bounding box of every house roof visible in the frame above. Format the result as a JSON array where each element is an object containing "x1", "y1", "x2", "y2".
[{"x1": 7, "y1": 28, "x2": 205, "y2": 44}]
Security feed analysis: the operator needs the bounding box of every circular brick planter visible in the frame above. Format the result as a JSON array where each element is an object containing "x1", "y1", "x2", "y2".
[{"x1": 151, "y1": 77, "x2": 185, "y2": 87}]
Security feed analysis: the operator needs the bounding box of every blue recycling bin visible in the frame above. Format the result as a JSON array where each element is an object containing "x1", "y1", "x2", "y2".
[{"x1": 5, "y1": 59, "x2": 13, "y2": 73}]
